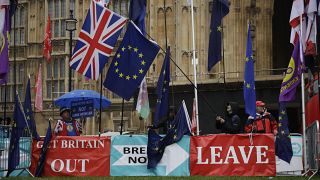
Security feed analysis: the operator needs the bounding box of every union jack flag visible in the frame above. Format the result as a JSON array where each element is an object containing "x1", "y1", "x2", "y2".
[{"x1": 70, "y1": 1, "x2": 127, "y2": 80}]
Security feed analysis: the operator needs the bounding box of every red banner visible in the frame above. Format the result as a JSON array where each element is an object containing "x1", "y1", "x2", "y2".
[
  {"x1": 306, "y1": 94, "x2": 320, "y2": 127},
  {"x1": 190, "y1": 134, "x2": 276, "y2": 176},
  {"x1": 30, "y1": 136, "x2": 110, "y2": 176}
]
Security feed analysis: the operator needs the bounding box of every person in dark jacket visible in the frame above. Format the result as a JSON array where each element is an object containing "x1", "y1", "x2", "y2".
[
  {"x1": 148, "y1": 106, "x2": 176, "y2": 134},
  {"x1": 216, "y1": 102, "x2": 242, "y2": 134}
]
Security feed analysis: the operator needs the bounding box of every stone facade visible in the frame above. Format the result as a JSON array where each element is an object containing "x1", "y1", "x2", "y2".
[{"x1": 0, "y1": 0, "x2": 286, "y2": 136}]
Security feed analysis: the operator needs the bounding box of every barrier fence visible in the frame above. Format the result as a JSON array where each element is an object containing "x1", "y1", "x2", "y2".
[
  {"x1": 0, "y1": 131, "x2": 316, "y2": 177},
  {"x1": 306, "y1": 120, "x2": 320, "y2": 179},
  {"x1": 0, "y1": 125, "x2": 32, "y2": 177}
]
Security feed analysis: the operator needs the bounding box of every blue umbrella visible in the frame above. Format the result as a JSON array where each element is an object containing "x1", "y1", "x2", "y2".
[{"x1": 54, "y1": 90, "x2": 111, "y2": 109}]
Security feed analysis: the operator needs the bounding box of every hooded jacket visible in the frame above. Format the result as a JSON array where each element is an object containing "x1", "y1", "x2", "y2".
[{"x1": 216, "y1": 102, "x2": 242, "y2": 134}]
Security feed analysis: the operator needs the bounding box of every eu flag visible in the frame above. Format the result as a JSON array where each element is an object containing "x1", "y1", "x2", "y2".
[
  {"x1": 147, "y1": 129, "x2": 164, "y2": 169},
  {"x1": 24, "y1": 78, "x2": 40, "y2": 140},
  {"x1": 154, "y1": 47, "x2": 170, "y2": 126},
  {"x1": 35, "y1": 121, "x2": 52, "y2": 177},
  {"x1": 243, "y1": 24, "x2": 256, "y2": 118},
  {"x1": 7, "y1": 92, "x2": 27, "y2": 176},
  {"x1": 147, "y1": 100, "x2": 191, "y2": 169},
  {"x1": 207, "y1": 0, "x2": 229, "y2": 71},
  {"x1": 275, "y1": 102, "x2": 293, "y2": 163},
  {"x1": 129, "y1": 0, "x2": 146, "y2": 34},
  {"x1": 163, "y1": 100, "x2": 191, "y2": 145},
  {"x1": 104, "y1": 21, "x2": 160, "y2": 100}
]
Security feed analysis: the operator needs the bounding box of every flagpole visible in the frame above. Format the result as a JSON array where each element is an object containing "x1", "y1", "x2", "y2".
[
  {"x1": 314, "y1": 13, "x2": 317, "y2": 54},
  {"x1": 221, "y1": 6, "x2": 227, "y2": 121},
  {"x1": 164, "y1": 0, "x2": 168, "y2": 49},
  {"x1": 164, "y1": 0, "x2": 175, "y2": 109},
  {"x1": 120, "y1": 98, "x2": 124, "y2": 135},
  {"x1": 31, "y1": 73, "x2": 36, "y2": 113},
  {"x1": 13, "y1": 6, "x2": 16, "y2": 102},
  {"x1": 144, "y1": 29, "x2": 219, "y2": 120},
  {"x1": 98, "y1": 71, "x2": 103, "y2": 137},
  {"x1": 190, "y1": 0, "x2": 199, "y2": 135},
  {"x1": 16, "y1": 91, "x2": 32, "y2": 138},
  {"x1": 4, "y1": 83, "x2": 7, "y2": 120},
  {"x1": 299, "y1": 15, "x2": 307, "y2": 173},
  {"x1": 51, "y1": 76, "x2": 54, "y2": 121},
  {"x1": 314, "y1": 14, "x2": 320, "y2": 115}
]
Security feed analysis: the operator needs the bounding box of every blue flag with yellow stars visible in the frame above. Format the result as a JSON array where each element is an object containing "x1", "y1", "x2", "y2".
[
  {"x1": 147, "y1": 128, "x2": 164, "y2": 169},
  {"x1": 104, "y1": 21, "x2": 160, "y2": 101},
  {"x1": 7, "y1": 92, "x2": 27, "y2": 176},
  {"x1": 164, "y1": 100, "x2": 191, "y2": 145},
  {"x1": 275, "y1": 102, "x2": 293, "y2": 164},
  {"x1": 147, "y1": 100, "x2": 191, "y2": 169},
  {"x1": 154, "y1": 47, "x2": 170, "y2": 127},
  {"x1": 207, "y1": 0, "x2": 229, "y2": 71},
  {"x1": 35, "y1": 121, "x2": 52, "y2": 177},
  {"x1": 243, "y1": 24, "x2": 256, "y2": 119},
  {"x1": 24, "y1": 78, "x2": 40, "y2": 140}
]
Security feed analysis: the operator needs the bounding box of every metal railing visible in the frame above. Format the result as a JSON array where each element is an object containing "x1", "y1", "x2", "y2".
[
  {"x1": 0, "y1": 125, "x2": 32, "y2": 177},
  {"x1": 305, "y1": 120, "x2": 320, "y2": 179}
]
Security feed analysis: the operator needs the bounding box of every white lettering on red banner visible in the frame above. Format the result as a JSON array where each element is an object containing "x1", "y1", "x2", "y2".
[
  {"x1": 30, "y1": 136, "x2": 110, "y2": 177},
  {"x1": 196, "y1": 145, "x2": 269, "y2": 165},
  {"x1": 190, "y1": 134, "x2": 276, "y2": 176}
]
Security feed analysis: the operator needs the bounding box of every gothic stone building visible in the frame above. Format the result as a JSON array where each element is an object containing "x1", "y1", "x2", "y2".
[{"x1": 0, "y1": 0, "x2": 301, "y2": 135}]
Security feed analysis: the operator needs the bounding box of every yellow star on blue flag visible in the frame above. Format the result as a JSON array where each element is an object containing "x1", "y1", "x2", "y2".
[
  {"x1": 275, "y1": 102, "x2": 293, "y2": 164},
  {"x1": 104, "y1": 21, "x2": 160, "y2": 100},
  {"x1": 243, "y1": 23, "x2": 256, "y2": 118},
  {"x1": 207, "y1": 0, "x2": 229, "y2": 71},
  {"x1": 154, "y1": 47, "x2": 171, "y2": 126}
]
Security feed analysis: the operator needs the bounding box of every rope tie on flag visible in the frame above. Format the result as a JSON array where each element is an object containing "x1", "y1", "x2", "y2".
[{"x1": 249, "y1": 129, "x2": 254, "y2": 145}]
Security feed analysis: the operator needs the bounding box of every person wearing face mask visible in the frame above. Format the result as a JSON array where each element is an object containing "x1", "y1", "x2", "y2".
[
  {"x1": 216, "y1": 102, "x2": 242, "y2": 134},
  {"x1": 54, "y1": 107, "x2": 82, "y2": 136},
  {"x1": 244, "y1": 101, "x2": 278, "y2": 135}
]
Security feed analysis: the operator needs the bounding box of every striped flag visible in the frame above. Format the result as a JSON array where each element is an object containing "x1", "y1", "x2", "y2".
[
  {"x1": 289, "y1": 0, "x2": 306, "y2": 51},
  {"x1": 304, "y1": 0, "x2": 317, "y2": 55}
]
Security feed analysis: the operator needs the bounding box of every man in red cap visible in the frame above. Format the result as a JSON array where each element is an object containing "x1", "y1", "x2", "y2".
[
  {"x1": 54, "y1": 107, "x2": 82, "y2": 136},
  {"x1": 244, "y1": 101, "x2": 278, "y2": 135}
]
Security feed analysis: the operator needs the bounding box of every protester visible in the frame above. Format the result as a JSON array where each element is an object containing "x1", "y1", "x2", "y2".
[
  {"x1": 148, "y1": 106, "x2": 176, "y2": 134},
  {"x1": 244, "y1": 101, "x2": 278, "y2": 135},
  {"x1": 54, "y1": 107, "x2": 82, "y2": 136},
  {"x1": 216, "y1": 102, "x2": 242, "y2": 134}
]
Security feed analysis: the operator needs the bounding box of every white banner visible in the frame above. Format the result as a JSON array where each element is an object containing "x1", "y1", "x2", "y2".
[{"x1": 276, "y1": 134, "x2": 303, "y2": 175}]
